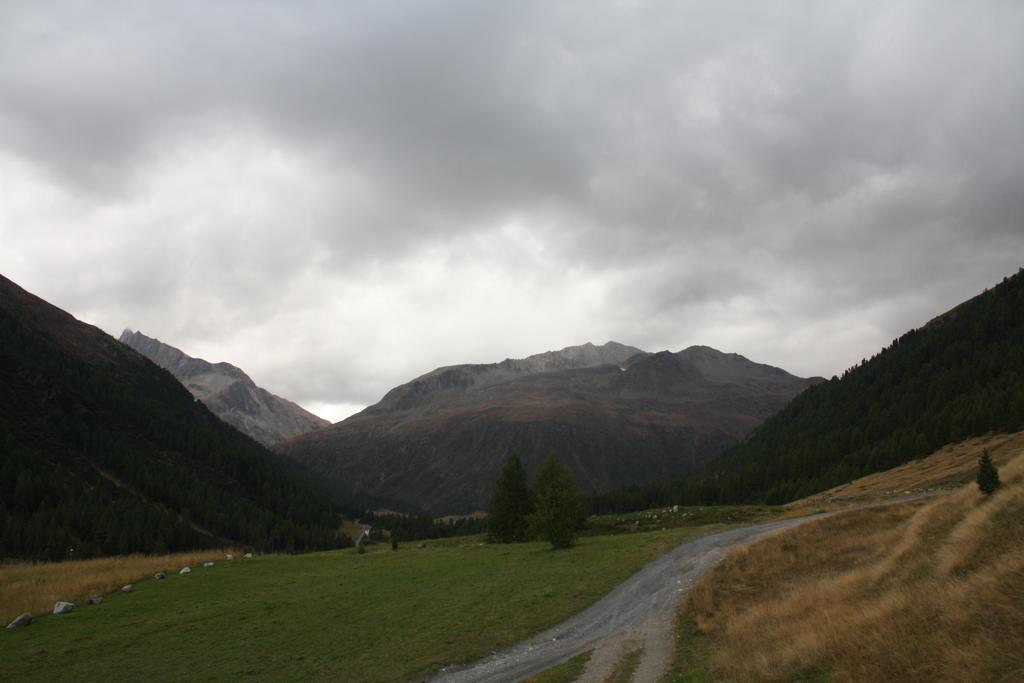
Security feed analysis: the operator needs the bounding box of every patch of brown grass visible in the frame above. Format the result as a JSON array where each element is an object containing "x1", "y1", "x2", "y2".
[
  {"x1": 791, "y1": 431, "x2": 1024, "y2": 506},
  {"x1": 1, "y1": 548, "x2": 239, "y2": 623},
  {"x1": 682, "y1": 435, "x2": 1024, "y2": 682}
]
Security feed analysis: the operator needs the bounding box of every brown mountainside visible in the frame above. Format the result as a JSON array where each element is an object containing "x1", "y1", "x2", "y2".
[{"x1": 280, "y1": 342, "x2": 821, "y2": 514}]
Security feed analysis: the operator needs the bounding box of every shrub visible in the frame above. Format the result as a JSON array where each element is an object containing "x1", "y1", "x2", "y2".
[{"x1": 977, "y1": 449, "x2": 1001, "y2": 495}]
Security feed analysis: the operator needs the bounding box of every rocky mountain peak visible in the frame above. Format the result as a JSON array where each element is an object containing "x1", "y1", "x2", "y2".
[
  {"x1": 119, "y1": 330, "x2": 328, "y2": 446},
  {"x1": 503, "y1": 341, "x2": 646, "y2": 373},
  {"x1": 374, "y1": 341, "x2": 647, "y2": 415}
]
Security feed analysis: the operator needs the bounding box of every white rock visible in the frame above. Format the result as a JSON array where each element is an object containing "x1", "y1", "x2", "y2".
[
  {"x1": 53, "y1": 601, "x2": 74, "y2": 615},
  {"x1": 179, "y1": 566, "x2": 191, "y2": 575},
  {"x1": 243, "y1": 552, "x2": 253, "y2": 559},
  {"x1": 6, "y1": 613, "x2": 32, "y2": 629},
  {"x1": 121, "y1": 584, "x2": 133, "y2": 592},
  {"x1": 226, "y1": 554, "x2": 234, "y2": 560},
  {"x1": 203, "y1": 561, "x2": 215, "y2": 568},
  {"x1": 154, "y1": 571, "x2": 167, "y2": 580}
]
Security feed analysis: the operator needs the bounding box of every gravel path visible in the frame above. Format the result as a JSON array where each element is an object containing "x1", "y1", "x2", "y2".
[{"x1": 423, "y1": 515, "x2": 820, "y2": 683}]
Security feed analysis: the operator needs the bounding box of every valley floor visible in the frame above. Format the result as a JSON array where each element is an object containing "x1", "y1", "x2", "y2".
[
  {"x1": 0, "y1": 525, "x2": 723, "y2": 682},
  {"x1": 5, "y1": 433, "x2": 1021, "y2": 682}
]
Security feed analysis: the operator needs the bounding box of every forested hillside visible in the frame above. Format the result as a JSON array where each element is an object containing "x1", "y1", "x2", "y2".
[
  {"x1": 591, "y1": 268, "x2": 1024, "y2": 512},
  {"x1": 0, "y1": 275, "x2": 352, "y2": 560}
]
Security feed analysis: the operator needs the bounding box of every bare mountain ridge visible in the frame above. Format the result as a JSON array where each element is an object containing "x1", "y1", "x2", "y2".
[
  {"x1": 119, "y1": 330, "x2": 329, "y2": 446},
  {"x1": 281, "y1": 342, "x2": 821, "y2": 514},
  {"x1": 372, "y1": 341, "x2": 645, "y2": 415}
]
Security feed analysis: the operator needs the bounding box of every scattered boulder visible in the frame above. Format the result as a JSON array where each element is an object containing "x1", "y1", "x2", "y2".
[
  {"x1": 179, "y1": 566, "x2": 191, "y2": 575},
  {"x1": 154, "y1": 571, "x2": 167, "y2": 580},
  {"x1": 53, "y1": 601, "x2": 74, "y2": 615},
  {"x1": 6, "y1": 613, "x2": 32, "y2": 629},
  {"x1": 121, "y1": 584, "x2": 133, "y2": 592},
  {"x1": 243, "y1": 552, "x2": 253, "y2": 559},
  {"x1": 226, "y1": 554, "x2": 234, "y2": 560},
  {"x1": 203, "y1": 561, "x2": 215, "y2": 568},
  {"x1": 417, "y1": 543, "x2": 427, "y2": 549},
  {"x1": 87, "y1": 595, "x2": 103, "y2": 605}
]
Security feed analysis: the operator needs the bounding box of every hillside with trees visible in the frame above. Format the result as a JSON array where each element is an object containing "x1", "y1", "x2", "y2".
[
  {"x1": 0, "y1": 274, "x2": 353, "y2": 560},
  {"x1": 590, "y1": 269, "x2": 1024, "y2": 513}
]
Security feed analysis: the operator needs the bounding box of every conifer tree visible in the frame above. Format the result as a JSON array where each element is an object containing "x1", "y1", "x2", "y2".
[
  {"x1": 487, "y1": 454, "x2": 532, "y2": 543},
  {"x1": 532, "y1": 454, "x2": 584, "y2": 549},
  {"x1": 977, "y1": 449, "x2": 1001, "y2": 495}
]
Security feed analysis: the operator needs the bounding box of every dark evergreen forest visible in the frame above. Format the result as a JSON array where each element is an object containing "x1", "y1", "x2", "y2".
[
  {"x1": 0, "y1": 275, "x2": 354, "y2": 561},
  {"x1": 589, "y1": 268, "x2": 1024, "y2": 514}
]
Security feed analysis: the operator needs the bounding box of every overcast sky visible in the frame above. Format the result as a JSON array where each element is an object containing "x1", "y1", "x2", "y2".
[{"x1": 2, "y1": 1, "x2": 1022, "y2": 421}]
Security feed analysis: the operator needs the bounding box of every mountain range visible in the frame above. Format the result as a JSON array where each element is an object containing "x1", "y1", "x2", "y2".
[
  {"x1": 119, "y1": 330, "x2": 329, "y2": 446},
  {"x1": 278, "y1": 342, "x2": 822, "y2": 514},
  {"x1": 4, "y1": 266, "x2": 1022, "y2": 560}
]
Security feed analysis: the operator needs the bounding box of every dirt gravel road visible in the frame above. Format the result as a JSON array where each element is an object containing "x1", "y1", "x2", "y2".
[{"x1": 423, "y1": 515, "x2": 820, "y2": 683}]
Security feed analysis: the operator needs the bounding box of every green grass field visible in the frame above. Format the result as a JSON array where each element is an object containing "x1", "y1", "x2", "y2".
[
  {"x1": 585, "y1": 504, "x2": 783, "y2": 536},
  {"x1": 0, "y1": 526, "x2": 730, "y2": 682}
]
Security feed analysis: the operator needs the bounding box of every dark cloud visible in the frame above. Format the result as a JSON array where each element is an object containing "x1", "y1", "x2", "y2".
[{"x1": 1, "y1": 0, "x2": 1022, "y2": 420}]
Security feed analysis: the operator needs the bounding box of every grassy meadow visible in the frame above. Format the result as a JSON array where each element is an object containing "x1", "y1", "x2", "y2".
[
  {"x1": 586, "y1": 505, "x2": 784, "y2": 536},
  {"x1": 668, "y1": 434, "x2": 1024, "y2": 682},
  {"x1": 0, "y1": 525, "x2": 731, "y2": 682}
]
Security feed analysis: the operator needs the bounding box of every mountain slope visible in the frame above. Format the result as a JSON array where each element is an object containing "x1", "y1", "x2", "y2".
[
  {"x1": 591, "y1": 268, "x2": 1024, "y2": 512},
  {"x1": 680, "y1": 437, "x2": 1024, "y2": 682},
  {"x1": 119, "y1": 330, "x2": 329, "y2": 446},
  {"x1": 0, "y1": 274, "x2": 350, "y2": 560},
  {"x1": 279, "y1": 342, "x2": 819, "y2": 514}
]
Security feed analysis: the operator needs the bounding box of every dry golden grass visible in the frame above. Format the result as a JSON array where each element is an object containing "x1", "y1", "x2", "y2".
[
  {"x1": 682, "y1": 434, "x2": 1024, "y2": 682},
  {"x1": 1, "y1": 548, "x2": 239, "y2": 623},
  {"x1": 791, "y1": 431, "x2": 1024, "y2": 506}
]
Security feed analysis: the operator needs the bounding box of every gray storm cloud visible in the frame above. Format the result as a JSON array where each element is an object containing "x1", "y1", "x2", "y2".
[{"x1": 1, "y1": 0, "x2": 1022, "y2": 420}]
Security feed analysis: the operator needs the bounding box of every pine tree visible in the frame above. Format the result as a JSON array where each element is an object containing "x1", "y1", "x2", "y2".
[
  {"x1": 977, "y1": 449, "x2": 1001, "y2": 495},
  {"x1": 487, "y1": 454, "x2": 532, "y2": 543},
  {"x1": 532, "y1": 454, "x2": 584, "y2": 549}
]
